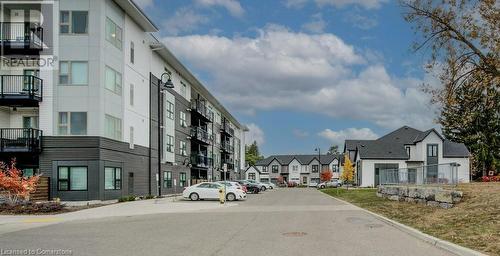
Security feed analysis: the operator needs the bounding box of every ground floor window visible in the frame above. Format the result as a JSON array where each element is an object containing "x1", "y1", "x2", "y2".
[
  {"x1": 248, "y1": 173, "x2": 256, "y2": 180},
  {"x1": 179, "y1": 172, "x2": 187, "y2": 187},
  {"x1": 105, "y1": 167, "x2": 122, "y2": 190},
  {"x1": 302, "y1": 176, "x2": 308, "y2": 184},
  {"x1": 58, "y1": 166, "x2": 87, "y2": 191},
  {"x1": 164, "y1": 171, "x2": 172, "y2": 188}
]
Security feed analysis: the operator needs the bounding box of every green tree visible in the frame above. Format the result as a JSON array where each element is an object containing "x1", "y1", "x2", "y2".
[
  {"x1": 327, "y1": 145, "x2": 339, "y2": 155},
  {"x1": 245, "y1": 141, "x2": 264, "y2": 166},
  {"x1": 401, "y1": 0, "x2": 500, "y2": 177}
]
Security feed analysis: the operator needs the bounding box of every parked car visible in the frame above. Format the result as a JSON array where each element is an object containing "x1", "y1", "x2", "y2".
[
  {"x1": 262, "y1": 182, "x2": 276, "y2": 189},
  {"x1": 216, "y1": 181, "x2": 247, "y2": 193},
  {"x1": 245, "y1": 179, "x2": 269, "y2": 191},
  {"x1": 317, "y1": 180, "x2": 340, "y2": 189},
  {"x1": 236, "y1": 180, "x2": 260, "y2": 194},
  {"x1": 308, "y1": 181, "x2": 319, "y2": 187},
  {"x1": 183, "y1": 182, "x2": 246, "y2": 201}
]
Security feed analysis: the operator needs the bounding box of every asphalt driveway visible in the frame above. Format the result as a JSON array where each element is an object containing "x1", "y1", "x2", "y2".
[{"x1": 0, "y1": 188, "x2": 452, "y2": 256}]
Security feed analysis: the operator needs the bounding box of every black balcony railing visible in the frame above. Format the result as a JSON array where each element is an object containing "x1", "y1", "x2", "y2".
[
  {"x1": 0, "y1": 22, "x2": 43, "y2": 51},
  {"x1": 0, "y1": 75, "x2": 43, "y2": 105},
  {"x1": 221, "y1": 120, "x2": 234, "y2": 137},
  {"x1": 221, "y1": 141, "x2": 234, "y2": 153},
  {"x1": 0, "y1": 128, "x2": 42, "y2": 153},
  {"x1": 191, "y1": 100, "x2": 213, "y2": 122},
  {"x1": 191, "y1": 154, "x2": 213, "y2": 168},
  {"x1": 190, "y1": 126, "x2": 213, "y2": 145}
]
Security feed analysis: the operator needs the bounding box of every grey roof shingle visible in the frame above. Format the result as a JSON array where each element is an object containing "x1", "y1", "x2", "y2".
[{"x1": 254, "y1": 154, "x2": 342, "y2": 166}]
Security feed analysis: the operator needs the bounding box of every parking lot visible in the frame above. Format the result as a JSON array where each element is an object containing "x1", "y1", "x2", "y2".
[{"x1": 0, "y1": 187, "x2": 453, "y2": 256}]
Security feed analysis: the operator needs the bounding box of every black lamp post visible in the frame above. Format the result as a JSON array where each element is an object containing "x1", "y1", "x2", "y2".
[
  {"x1": 315, "y1": 147, "x2": 321, "y2": 184},
  {"x1": 158, "y1": 72, "x2": 174, "y2": 197}
]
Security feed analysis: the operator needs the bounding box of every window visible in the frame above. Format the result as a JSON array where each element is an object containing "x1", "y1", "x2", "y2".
[
  {"x1": 180, "y1": 82, "x2": 187, "y2": 98},
  {"x1": 105, "y1": 114, "x2": 122, "y2": 140},
  {"x1": 129, "y1": 126, "x2": 134, "y2": 149},
  {"x1": 248, "y1": 173, "x2": 256, "y2": 180},
  {"x1": 180, "y1": 141, "x2": 187, "y2": 156},
  {"x1": 179, "y1": 172, "x2": 187, "y2": 187},
  {"x1": 262, "y1": 166, "x2": 268, "y2": 173},
  {"x1": 272, "y1": 165, "x2": 279, "y2": 173},
  {"x1": 105, "y1": 17, "x2": 122, "y2": 49},
  {"x1": 166, "y1": 101, "x2": 174, "y2": 120},
  {"x1": 105, "y1": 66, "x2": 122, "y2": 94},
  {"x1": 180, "y1": 111, "x2": 187, "y2": 127},
  {"x1": 105, "y1": 167, "x2": 121, "y2": 190},
  {"x1": 129, "y1": 84, "x2": 134, "y2": 106},
  {"x1": 58, "y1": 166, "x2": 87, "y2": 191},
  {"x1": 60, "y1": 11, "x2": 88, "y2": 34},
  {"x1": 166, "y1": 135, "x2": 174, "y2": 152},
  {"x1": 406, "y1": 146, "x2": 411, "y2": 158},
  {"x1": 303, "y1": 176, "x2": 308, "y2": 184},
  {"x1": 312, "y1": 165, "x2": 319, "y2": 173},
  {"x1": 427, "y1": 144, "x2": 438, "y2": 157},
  {"x1": 163, "y1": 171, "x2": 172, "y2": 188},
  {"x1": 332, "y1": 165, "x2": 338, "y2": 172},
  {"x1": 59, "y1": 61, "x2": 88, "y2": 85},
  {"x1": 292, "y1": 165, "x2": 298, "y2": 171},
  {"x1": 58, "y1": 112, "x2": 87, "y2": 135},
  {"x1": 130, "y1": 41, "x2": 135, "y2": 63}
]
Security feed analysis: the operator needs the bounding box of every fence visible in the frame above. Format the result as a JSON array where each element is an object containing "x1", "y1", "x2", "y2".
[{"x1": 379, "y1": 163, "x2": 460, "y2": 186}]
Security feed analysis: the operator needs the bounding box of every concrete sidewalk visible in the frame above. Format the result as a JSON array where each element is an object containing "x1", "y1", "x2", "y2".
[{"x1": 0, "y1": 197, "x2": 237, "y2": 235}]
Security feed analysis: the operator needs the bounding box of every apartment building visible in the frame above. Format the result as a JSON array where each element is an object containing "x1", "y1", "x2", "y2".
[
  {"x1": 0, "y1": 0, "x2": 246, "y2": 201},
  {"x1": 248, "y1": 154, "x2": 343, "y2": 185}
]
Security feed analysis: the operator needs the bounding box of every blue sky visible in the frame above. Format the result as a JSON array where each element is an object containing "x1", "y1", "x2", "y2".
[{"x1": 135, "y1": 0, "x2": 439, "y2": 156}]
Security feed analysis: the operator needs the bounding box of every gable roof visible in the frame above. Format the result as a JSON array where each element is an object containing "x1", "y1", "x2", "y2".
[
  {"x1": 245, "y1": 166, "x2": 260, "y2": 174},
  {"x1": 349, "y1": 126, "x2": 469, "y2": 159},
  {"x1": 255, "y1": 154, "x2": 342, "y2": 166}
]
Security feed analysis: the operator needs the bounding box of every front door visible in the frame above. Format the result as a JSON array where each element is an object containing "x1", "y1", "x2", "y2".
[
  {"x1": 426, "y1": 144, "x2": 439, "y2": 182},
  {"x1": 127, "y1": 172, "x2": 134, "y2": 195}
]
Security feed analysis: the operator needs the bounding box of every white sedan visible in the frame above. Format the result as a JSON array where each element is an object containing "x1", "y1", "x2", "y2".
[{"x1": 183, "y1": 182, "x2": 246, "y2": 201}]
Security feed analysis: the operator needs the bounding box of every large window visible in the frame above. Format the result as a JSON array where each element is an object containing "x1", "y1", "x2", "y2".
[
  {"x1": 105, "y1": 114, "x2": 122, "y2": 140},
  {"x1": 180, "y1": 111, "x2": 187, "y2": 127},
  {"x1": 105, "y1": 167, "x2": 122, "y2": 190},
  {"x1": 262, "y1": 166, "x2": 268, "y2": 173},
  {"x1": 179, "y1": 172, "x2": 187, "y2": 187},
  {"x1": 60, "y1": 11, "x2": 88, "y2": 34},
  {"x1": 105, "y1": 17, "x2": 122, "y2": 49},
  {"x1": 427, "y1": 144, "x2": 438, "y2": 157},
  {"x1": 248, "y1": 173, "x2": 256, "y2": 180},
  {"x1": 58, "y1": 112, "x2": 87, "y2": 135},
  {"x1": 163, "y1": 171, "x2": 172, "y2": 188},
  {"x1": 58, "y1": 166, "x2": 87, "y2": 191},
  {"x1": 59, "y1": 61, "x2": 88, "y2": 85},
  {"x1": 180, "y1": 141, "x2": 187, "y2": 156},
  {"x1": 271, "y1": 165, "x2": 279, "y2": 173},
  {"x1": 292, "y1": 165, "x2": 298, "y2": 171},
  {"x1": 166, "y1": 135, "x2": 174, "y2": 153},
  {"x1": 105, "y1": 66, "x2": 122, "y2": 95},
  {"x1": 166, "y1": 101, "x2": 174, "y2": 119},
  {"x1": 312, "y1": 165, "x2": 319, "y2": 173}
]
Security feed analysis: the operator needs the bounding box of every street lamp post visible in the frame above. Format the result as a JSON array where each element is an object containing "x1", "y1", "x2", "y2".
[{"x1": 157, "y1": 72, "x2": 174, "y2": 197}]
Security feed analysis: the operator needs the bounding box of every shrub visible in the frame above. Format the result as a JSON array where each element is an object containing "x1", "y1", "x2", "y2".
[
  {"x1": 0, "y1": 160, "x2": 40, "y2": 205},
  {"x1": 118, "y1": 195, "x2": 136, "y2": 202},
  {"x1": 481, "y1": 176, "x2": 500, "y2": 182},
  {"x1": 144, "y1": 195, "x2": 155, "y2": 200},
  {"x1": 0, "y1": 201, "x2": 64, "y2": 214}
]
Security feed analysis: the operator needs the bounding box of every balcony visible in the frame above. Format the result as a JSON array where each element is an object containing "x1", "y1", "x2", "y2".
[
  {"x1": 190, "y1": 126, "x2": 213, "y2": 145},
  {"x1": 0, "y1": 75, "x2": 43, "y2": 107},
  {"x1": 190, "y1": 153, "x2": 213, "y2": 169},
  {"x1": 0, "y1": 128, "x2": 42, "y2": 153},
  {"x1": 222, "y1": 159, "x2": 234, "y2": 170},
  {"x1": 190, "y1": 100, "x2": 213, "y2": 123},
  {"x1": 0, "y1": 22, "x2": 43, "y2": 55},
  {"x1": 220, "y1": 142, "x2": 234, "y2": 154},
  {"x1": 221, "y1": 119, "x2": 234, "y2": 137}
]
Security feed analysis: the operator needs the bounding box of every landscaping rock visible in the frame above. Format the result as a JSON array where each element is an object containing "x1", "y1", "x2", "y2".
[
  {"x1": 376, "y1": 192, "x2": 383, "y2": 198},
  {"x1": 388, "y1": 195, "x2": 400, "y2": 201},
  {"x1": 415, "y1": 198, "x2": 426, "y2": 204},
  {"x1": 435, "y1": 190, "x2": 453, "y2": 203},
  {"x1": 427, "y1": 201, "x2": 440, "y2": 207},
  {"x1": 451, "y1": 191, "x2": 463, "y2": 203},
  {"x1": 404, "y1": 197, "x2": 416, "y2": 203},
  {"x1": 398, "y1": 186, "x2": 409, "y2": 197},
  {"x1": 439, "y1": 202, "x2": 453, "y2": 209},
  {"x1": 408, "y1": 187, "x2": 420, "y2": 198}
]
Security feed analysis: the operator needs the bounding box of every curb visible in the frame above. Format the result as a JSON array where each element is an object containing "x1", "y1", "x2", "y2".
[{"x1": 330, "y1": 196, "x2": 486, "y2": 256}]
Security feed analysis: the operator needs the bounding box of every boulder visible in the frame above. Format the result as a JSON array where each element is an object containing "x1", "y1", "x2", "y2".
[
  {"x1": 388, "y1": 195, "x2": 400, "y2": 201},
  {"x1": 427, "y1": 201, "x2": 440, "y2": 207},
  {"x1": 435, "y1": 190, "x2": 453, "y2": 203},
  {"x1": 398, "y1": 186, "x2": 409, "y2": 197},
  {"x1": 451, "y1": 191, "x2": 463, "y2": 203},
  {"x1": 408, "y1": 187, "x2": 420, "y2": 198},
  {"x1": 405, "y1": 197, "x2": 416, "y2": 203},
  {"x1": 439, "y1": 202, "x2": 453, "y2": 209}
]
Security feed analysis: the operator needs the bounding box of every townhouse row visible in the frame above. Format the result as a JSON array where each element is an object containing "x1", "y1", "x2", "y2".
[{"x1": 0, "y1": 0, "x2": 246, "y2": 201}]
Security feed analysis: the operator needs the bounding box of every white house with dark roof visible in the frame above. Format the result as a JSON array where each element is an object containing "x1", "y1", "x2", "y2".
[
  {"x1": 344, "y1": 126, "x2": 470, "y2": 187},
  {"x1": 247, "y1": 154, "x2": 343, "y2": 185}
]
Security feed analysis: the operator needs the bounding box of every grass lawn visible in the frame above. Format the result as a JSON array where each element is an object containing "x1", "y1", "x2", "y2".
[{"x1": 322, "y1": 183, "x2": 500, "y2": 255}]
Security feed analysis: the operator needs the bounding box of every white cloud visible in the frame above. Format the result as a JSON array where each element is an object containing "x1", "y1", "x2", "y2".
[
  {"x1": 293, "y1": 129, "x2": 310, "y2": 138},
  {"x1": 344, "y1": 13, "x2": 378, "y2": 29},
  {"x1": 302, "y1": 13, "x2": 327, "y2": 33},
  {"x1": 195, "y1": 0, "x2": 245, "y2": 17},
  {"x1": 162, "y1": 7, "x2": 209, "y2": 36},
  {"x1": 284, "y1": 0, "x2": 309, "y2": 9},
  {"x1": 318, "y1": 128, "x2": 378, "y2": 146},
  {"x1": 315, "y1": 0, "x2": 388, "y2": 9},
  {"x1": 133, "y1": 0, "x2": 154, "y2": 9},
  {"x1": 245, "y1": 123, "x2": 265, "y2": 146},
  {"x1": 162, "y1": 25, "x2": 437, "y2": 130}
]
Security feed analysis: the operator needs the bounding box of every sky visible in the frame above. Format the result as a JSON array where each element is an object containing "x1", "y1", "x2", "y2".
[{"x1": 135, "y1": 0, "x2": 441, "y2": 156}]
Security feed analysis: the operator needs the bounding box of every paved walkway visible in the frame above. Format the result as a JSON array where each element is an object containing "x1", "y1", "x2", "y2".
[{"x1": 0, "y1": 188, "x2": 453, "y2": 256}]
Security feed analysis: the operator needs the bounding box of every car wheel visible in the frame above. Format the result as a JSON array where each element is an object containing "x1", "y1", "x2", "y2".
[
  {"x1": 270, "y1": 186, "x2": 273, "y2": 189},
  {"x1": 189, "y1": 193, "x2": 199, "y2": 201},
  {"x1": 320, "y1": 185, "x2": 325, "y2": 189},
  {"x1": 226, "y1": 193, "x2": 236, "y2": 201},
  {"x1": 261, "y1": 186, "x2": 266, "y2": 191}
]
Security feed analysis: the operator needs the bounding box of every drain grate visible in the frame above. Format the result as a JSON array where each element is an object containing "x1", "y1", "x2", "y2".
[{"x1": 282, "y1": 232, "x2": 307, "y2": 237}]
